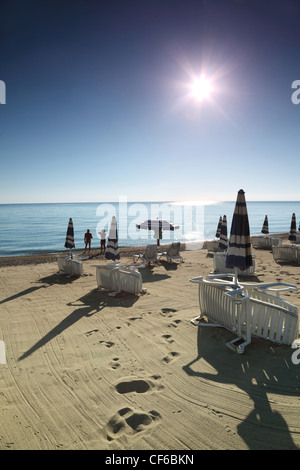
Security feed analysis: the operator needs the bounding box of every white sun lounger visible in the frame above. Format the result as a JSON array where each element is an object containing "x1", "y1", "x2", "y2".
[
  {"x1": 206, "y1": 240, "x2": 224, "y2": 253},
  {"x1": 252, "y1": 236, "x2": 282, "y2": 250},
  {"x1": 272, "y1": 245, "x2": 300, "y2": 264},
  {"x1": 57, "y1": 256, "x2": 83, "y2": 276},
  {"x1": 158, "y1": 242, "x2": 183, "y2": 264},
  {"x1": 213, "y1": 252, "x2": 256, "y2": 276},
  {"x1": 190, "y1": 276, "x2": 298, "y2": 354},
  {"x1": 93, "y1": 264, "x2": 143, "y2": 295},
  {"x1": 133, "y1": 245, "x2": 160, "y2": 265}
]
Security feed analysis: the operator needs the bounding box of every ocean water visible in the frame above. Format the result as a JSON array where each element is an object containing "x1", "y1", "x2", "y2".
[{"x1": 0, "y1": 200, "x2": 299, "y2": 257}]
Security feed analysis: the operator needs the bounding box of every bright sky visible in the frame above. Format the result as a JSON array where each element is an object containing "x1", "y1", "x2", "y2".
[{"x1": 1, "y1": 0, "x2": 300, "y2": 203}]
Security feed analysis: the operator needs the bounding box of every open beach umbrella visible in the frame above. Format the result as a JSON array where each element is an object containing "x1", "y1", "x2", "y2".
[
  {"x1": 218, "y1": 215, "x2": 228, "y2": 251},
  {"x1": 136, "y1": 219, "x2": 179, "y2": 231},
  {"x1": 105, "y1": 216, "x2": 120, "y2": 261},
  {"x1": 288, "y1": 213, "x2": 297, "y2": 242},
  {"x1": 136, "y1": 218, "x2": 179, "y2": 243},
  {"x1": 226, "y1": 189, "x2": 253, "y2": 285},
  {"x1": 261, "y1": 215, "x2": 269, "y2": 235},
  {"x1": 215, "y1": 216, "x2": 223, "y2": 238},
  {"x1": 64, "y1": 218, "x2": 75, "y2": 257}
]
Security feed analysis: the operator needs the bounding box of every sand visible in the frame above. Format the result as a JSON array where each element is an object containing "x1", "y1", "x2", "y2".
[{"x1": 0, "y1": 243, "x2": 299, "y2": 450}]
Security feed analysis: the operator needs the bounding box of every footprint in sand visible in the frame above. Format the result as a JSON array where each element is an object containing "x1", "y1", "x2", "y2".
[
  {"x1": 168, "y1": 319, "x2": 181, "y2": 328},
  {"x1": 115, "y1": 375, "x2": 163, "y2": 394},
  {"x1": 110, "y1": 358, "x2": 121, "y2": 369},
  {"x1": 162, "y1": 334, "x2": 174, "y2": 344},
  {"x1": 84, "y1": 329, "x2": 99, "y2": 336},
  {"x1": 161, "y1": 308, "x2": 177, "y2": 317},
  {"x1": 104, "y1": 407, "x2": 161, "y2": 441},
  {"x1": 162, "y1": 352, "x2": 180, "y2": 364},
  {"x1": 99, "y1": 340, "x2": 115, "y2": 348}
]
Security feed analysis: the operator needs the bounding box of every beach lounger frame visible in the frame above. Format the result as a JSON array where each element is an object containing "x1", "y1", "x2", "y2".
[
  {"x1": 57, "y1": 256, "x2": 83, "y2": 276},
  {"x1": 206, "y1": 240, "x2": 224, "y2": 254},
  {"x1": 213, "y1": 252, "x2": 256, "y2": 276},
  {"x1": 190, "y1": 276, "x2": 298, "y2": 354},
  {"x1": 272, "y1": 245, "x2": 300, "y2": 264},
  {"x1": 93, "y1": 264, "x2": 143, "y2": 295},
  {"x1": 158, "y1": 242, "x2": 183, "y2": 264},
  {"x1": 252, "y1": 236, "x2": 282, "y2": 250},
  {"x1": 132, "y1": 245, "x2": 160, "y2": 265}
]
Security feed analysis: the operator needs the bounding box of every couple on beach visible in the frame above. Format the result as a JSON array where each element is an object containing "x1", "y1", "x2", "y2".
[{"x1": 83, "y1": 229, "x2": 106, "y2": 255}]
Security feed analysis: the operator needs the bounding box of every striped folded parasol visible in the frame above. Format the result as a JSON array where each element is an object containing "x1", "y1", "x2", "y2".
[
  {"x1": 226, "y1": 189, "x2": 253, "y2": 284},
  {"x1": 288, "y1": 213, "x2": 297, "y2": 242},
  {"x1": 105, "y1": 216, "x2": 120, "y2": 261},
  {"x1": 64, "y1": 218, "x2": 75, "y2": 249},
  {"x1": 261, "y1": 215, "x2": 269, "y2": 235},
  {"x1": 215, "y1": 216, "x2": 223, "y2": 238},
  {"x1": 218, "y1": 215, "x2": 228, "y2": 250}
]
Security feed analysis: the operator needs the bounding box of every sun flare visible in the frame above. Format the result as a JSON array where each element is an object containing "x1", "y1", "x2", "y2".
[{"x1": 190, "y1": 74, "x2": 212, "y2": 101}]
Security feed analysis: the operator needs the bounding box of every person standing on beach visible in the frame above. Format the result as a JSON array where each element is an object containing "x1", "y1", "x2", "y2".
[
  {"x1": 83, "y1": 229, "x2": 93, "y2": 255},
  {"x1": 157, "y1": 228, "x2": 163, "y2": 247},
  {"x1": 99, "y1": 229, "x2": 106, "y2": 254}
]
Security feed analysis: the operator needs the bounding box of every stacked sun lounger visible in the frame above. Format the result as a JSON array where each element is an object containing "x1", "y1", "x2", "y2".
[
  {"x1": 273, "y1": 245, "x2": 300, "y2": 264},
  {"x1": 94, "y1": 264, "x2": 142, "y2": 295},
  {"x1": 57, "y1": 256, "x2": 83, "y2": 276}
]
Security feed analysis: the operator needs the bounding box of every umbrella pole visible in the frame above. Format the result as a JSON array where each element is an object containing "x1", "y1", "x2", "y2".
[{"x1": 234, "y1": 267, "x2": 238, "y2": 286}]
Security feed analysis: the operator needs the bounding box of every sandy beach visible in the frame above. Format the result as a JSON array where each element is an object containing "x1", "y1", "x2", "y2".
[{"x1": 0, "y1": 242, "x2": 299, "y2": 450}]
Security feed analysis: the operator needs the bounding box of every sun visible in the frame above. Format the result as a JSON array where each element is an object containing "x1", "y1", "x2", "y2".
[{"x1": 190, "y1": 74, "x2": 212, "y2": 101}]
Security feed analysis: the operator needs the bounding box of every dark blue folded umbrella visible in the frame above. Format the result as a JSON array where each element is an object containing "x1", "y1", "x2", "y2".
[
  {"x1": 105, "y1": 216, "x2": 120, "y2": 261},
  {"x1": 215, "y1": 216, "x2": 222, "y2": 239},
  {"x1": 64, "y1": 218, "x2": 75, "y2": 249},
  {"x1": 261, "y1": 215, "x2": 269, "y2": 235},
  {"x1": 288, "y1": 213, "x2": 297, "y2": 242},
  {"x1": 218, "y1": 215, "x2": 228, "y2": 251},
  {"x1": 226, "y1": 190, "x2": 253, "y2": 282}
]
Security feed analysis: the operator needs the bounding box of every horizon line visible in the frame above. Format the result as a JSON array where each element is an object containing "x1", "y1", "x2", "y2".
[{"x1": 1, "y1": 199, "x2": 300, "y2": 205}]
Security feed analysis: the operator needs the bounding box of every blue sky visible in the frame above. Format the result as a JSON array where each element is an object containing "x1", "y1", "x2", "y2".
[{"x1": 1, "y1": 0, "x2": 300, "y2": 203}]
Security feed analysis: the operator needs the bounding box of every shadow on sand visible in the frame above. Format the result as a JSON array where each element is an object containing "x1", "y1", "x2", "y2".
[
  {"x1": 0, "y1": 273, "x2": 80, "y2": 305},
  {"x1": 183, "y1": 325, "x2": 299, "y2": 450},
  {"x1": 140, "y1": 266, "x2": 171, "y2": 283},
  {"x1": 18, "y1": 289, "x2": 139, "y2": 361}
]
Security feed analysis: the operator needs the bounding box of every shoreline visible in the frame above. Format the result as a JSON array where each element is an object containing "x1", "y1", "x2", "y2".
[
  {"x1": 0, "y1": 244, "x2": 185, "y2": 267},
  {"x1": 0, "y1": 232, "x2": 290, "y2": 267}
]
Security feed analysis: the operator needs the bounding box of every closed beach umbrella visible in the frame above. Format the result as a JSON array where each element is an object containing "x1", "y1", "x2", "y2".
[
  {"x1": 261, "y1": 215, "x2": 269, "y2": 235},
  {"x1": 226, "y1": 189, "x2": 253, "y2": 285},
  {"x1": 218, "y1": 215, "x2": 228, "y2": 250},
  {"x1": 105, "y1": 216, "x2": 120, "y2": 261},
  {"x1": 288, "y1": 213, "x2": 297, "y2": 242},
  {"x1": 64, "y1": 218, "x2": 75, "y2": 257},
  {"x1": 215, "y1": 216, "x2": 223, "y2": 238}
]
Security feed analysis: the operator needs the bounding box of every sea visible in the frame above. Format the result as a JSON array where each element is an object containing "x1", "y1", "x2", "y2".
[{"x1": 0, "y1": 200, "x2": 299, "y2": 257}]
